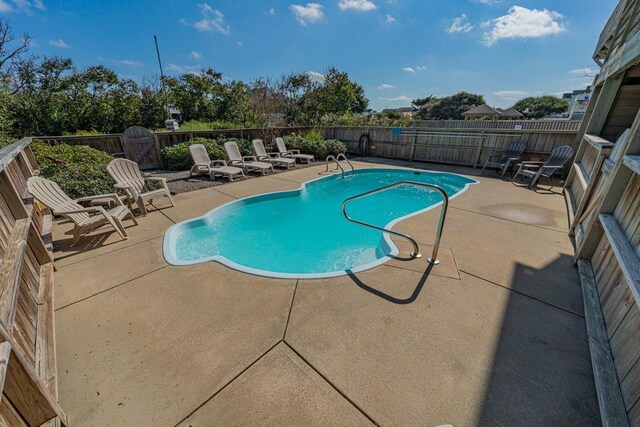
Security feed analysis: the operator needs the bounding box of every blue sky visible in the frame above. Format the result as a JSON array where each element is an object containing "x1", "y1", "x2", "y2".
[{"x1": 3, "y1": 0, "x2": 619, "y2": 110}]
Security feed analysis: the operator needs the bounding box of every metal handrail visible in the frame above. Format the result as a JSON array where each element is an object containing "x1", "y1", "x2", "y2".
[
  {"x1": 341, "y1": 181, "x2": 449, "y2": 265},
  {"x1": 336, "y1": 153, "x2": 355, "y2": 173},
  {"x1": 325, "y1": 155, "x2": 345, "y2": 177}
]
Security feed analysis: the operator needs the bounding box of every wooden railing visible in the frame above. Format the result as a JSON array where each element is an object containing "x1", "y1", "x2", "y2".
[{"x1": 0, "y1": 138, "x2": 66, "y2": 426}]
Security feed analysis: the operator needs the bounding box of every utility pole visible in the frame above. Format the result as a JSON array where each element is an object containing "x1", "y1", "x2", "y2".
[{"x1": 154, "y1": 35, "x2": 165, "y2": 83}]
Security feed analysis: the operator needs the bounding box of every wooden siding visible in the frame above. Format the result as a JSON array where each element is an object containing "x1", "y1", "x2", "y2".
[{"x1": 0, "y1": 138, "x2": 66, "y2": 426}]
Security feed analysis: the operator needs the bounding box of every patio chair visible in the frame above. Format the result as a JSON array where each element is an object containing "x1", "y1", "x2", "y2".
[
  {"x1": 275, "y1": 137, "x2": 315, "y2": 164},
  {"x1": 481, "y1": 140, "x2": 527, "y2": 178},
  {"x1": 107, "y1": 158, "x2": 174, "y2": 216},
  {"x1": 224, "y1": 141, "x2": 274, "y2": 175},
  {"x1": 27, "y1": 176, "x2": 137, "y2": 245},
  {"x1": 252, "y1": 139, "x2": 296, "y2": 169},
  {"x1": 512, "y1": 145, "x2": 574, "y2": 189},
  {"x1": 189, "y1": 144, "x2": 245, "y2": 181}
]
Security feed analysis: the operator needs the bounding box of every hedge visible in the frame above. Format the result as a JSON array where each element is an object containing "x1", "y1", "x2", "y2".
[
  {"x1": 279, "y1": 134, "x2": 346, "y2": 160},
  {"x1": 31, "y1": 141, "x2": 116, "y2": 199}
]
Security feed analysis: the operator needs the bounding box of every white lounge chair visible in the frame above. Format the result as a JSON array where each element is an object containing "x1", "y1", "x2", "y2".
[
  {"x1": 107, "y1": 158, "x2": 174, "y2": 216},
  {"x1": 252, "y1": 139, "x2": 296, "y2": 169},
  {"x1": 27, "y1": 176, "x2": 137, "y2": 245},
  {"x1": 189, "y1": 144, "x2": 245, "y2": 181},
  {"x1": 224, "y1": 141, "x2": 274, "y2": 175},
  {"x1": 512, "y1": 145, "x2": 574, "y2": 189},
  {"x1": 275, "y1": 137, "x2": 314, "y2": 164}
]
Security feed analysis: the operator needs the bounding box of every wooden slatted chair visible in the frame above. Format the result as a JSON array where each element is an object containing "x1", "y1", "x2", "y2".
[
  {"x1": 252, "y1": 139, "x2": 296, "y2": 169},
  {"x1": 275, "y1": 137, "x2": 315, "y2": 164},
  {"x1": 512, "y1": 145, "x2": 574, "y2": 189},
  {"x1": 106, "y1": 158, "x2": 174, "y2": 216},
  {"x1": 27, "y1": 176, "x2": 137, "y2": 245},
  {"x1": 481, "y1": 140, "x2": 527, "y2": 178},
  {"x1": 189, "y1": 144, "x2": 245, "y2": 181}
]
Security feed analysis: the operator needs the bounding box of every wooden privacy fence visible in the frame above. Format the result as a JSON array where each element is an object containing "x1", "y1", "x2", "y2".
[
  {"x1": 33, "y1": 121, "x2": 579, "y2": 170},
  {"x1": 326, "y1": 125, "x2": 579, "y2": 167},
  {"x1": 0, "y1": 138, "x2": 67, "y2": 426}
]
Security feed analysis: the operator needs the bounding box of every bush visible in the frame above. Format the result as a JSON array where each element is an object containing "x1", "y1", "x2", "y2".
[
  {"x1": 31, "y1": 141, "x2": 115, "y2": 199},
  {"x1": 281, "y1": 134, "x2": 346, "y2": 159}
]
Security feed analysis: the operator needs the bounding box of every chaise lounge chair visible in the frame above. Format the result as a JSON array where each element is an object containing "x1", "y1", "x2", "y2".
[
  {"x1": 224, "y1": 141, "x2": 274, "y2": 175},
  {"x1": 275, "y1": 137, "x2": 315, "y2": 164},
  {"x1": 27, "y1": 176, "x2": 138, "y2": 245},
  {"x1": 107, "y1": 158, "x2": 174, "y2": 216},
  {"x1": 189, "y1": 144, "x2": 245, "y2": 181},
  {"x1": 481, "y1": 140, "x2": 527, "y2": 178},
  {"x1": 512, "y1": 145, "x2": 574, "y2": 189},
  {"x1": 252, "y1": 139, "x2": 296, "y2": 169}
]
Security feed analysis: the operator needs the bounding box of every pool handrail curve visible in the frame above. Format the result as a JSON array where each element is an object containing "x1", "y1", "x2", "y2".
[{"x1": 341, "y1": 181, "x2": 449, "y2": 265}]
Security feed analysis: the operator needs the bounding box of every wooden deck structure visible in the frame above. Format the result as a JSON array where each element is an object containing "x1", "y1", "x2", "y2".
[
  {"x1": 567, "y1": 0, "x2": 640, "y2": 425},
  {"x1": 0, "y1": 138, "x2": 66, "y2": 425}
]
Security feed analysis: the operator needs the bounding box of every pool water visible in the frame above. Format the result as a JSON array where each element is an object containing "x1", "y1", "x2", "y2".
[{"x1": 163, "y1": 168, "x2": 477, "y2": 278}]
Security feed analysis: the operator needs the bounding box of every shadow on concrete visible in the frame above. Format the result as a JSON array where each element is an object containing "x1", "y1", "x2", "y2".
[
  {"x1": 345, "y1": 263, "x2": 434, "y2": 304},
  {"x1": 475, "y1": 255, "x2": 601, "y2": 426}
]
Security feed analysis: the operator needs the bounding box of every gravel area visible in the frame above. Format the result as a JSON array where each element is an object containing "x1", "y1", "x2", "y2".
[{"x1": 147, "y1": 162, "x2": 318, "y2": 194}]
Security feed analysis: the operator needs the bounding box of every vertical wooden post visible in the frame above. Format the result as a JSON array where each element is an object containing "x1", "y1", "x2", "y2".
[
  {"x1": 409, "y1": 131, "x2": 417, "y2": 162},
  {"x1": 472, "y1": 131, "x2": 485, "y2": 167}
]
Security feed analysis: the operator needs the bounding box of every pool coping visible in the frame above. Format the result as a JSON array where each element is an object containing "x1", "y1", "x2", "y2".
[{"x1": 162, "y1": 167, "x2": 478, "y2": 279}]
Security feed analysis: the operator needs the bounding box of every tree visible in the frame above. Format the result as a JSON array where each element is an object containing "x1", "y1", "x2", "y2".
[
  {"x1": 511, "y1": 96, "x2": 568, "y2": 119},
  {"x1": 414, "y1": 92, "x2": 484, "y2": 120},
  {"x1": 139, "y1": 75, "x2": 169, "y2": 130},
  {"x1": 0, "y1": 18, "x2": 31, "y2": 92}
]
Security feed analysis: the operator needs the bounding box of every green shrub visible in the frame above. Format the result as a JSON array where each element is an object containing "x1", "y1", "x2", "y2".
[
  {"x1": 161, "y1": 137, "x2": 228, "y2": 171},
  {"x1": 31, "y1": 141, "x2": 115, "y2": 199},
  {"x1": 303, "y1": 128, "x2": 324, "y2": 142},
  {"x1": 281, "y1": 134, "x2": 346, "y2": 159}
]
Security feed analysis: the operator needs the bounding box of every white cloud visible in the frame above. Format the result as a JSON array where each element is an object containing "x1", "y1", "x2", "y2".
[
  {"x1": 167, "y1": 63, "x2": 202, "y2": 74},
  {"x1": 385, "y1": 14, "x2": 395, "y2": 24},
  {"x1": 403, "y1": 65, "x2": 427, "y2": 73},
  {"x1": 0, "y1": 0, "x2": 45, "y2": 13},
  {"x1": 483, "y1": 6, "x2": 565, "y2": 46},
  {"x1": 380, "y1": 95, "x2": 412, "y2": 102},
  {"x1": 475, "y1": 0, "x2": 501, "y2": 4},
  {"x1": 290, "y1": 3, "x2": 324, "y2": 25},
  {"x1": 306, "y1": 70, "x2": 326, "y2": 84},
  {"x1": 48, "y1": 39, "x2": 70, "y2": 48},
  {"x1": 338, "y1": 0, "x2": 376, "y2": 12},
  {"x1": 267, "y1": 8, "x2": 275, "y2": 16},
  {"x1": 378, "y1": 83, "x2": 395, "y2": 90},
  {"x1": 493, "y1": 90, "x2": 528, "y2": 100},
  {"x1": 113, "y1": 59, "x2": 143, "y2": 68},
  {"x1": 568, "y1": 67, "x2": 597, "y2": 77},
  {"x1": 236, "y1": 41, "x2": 243, "y2": 46},
  {"x1": 182, "y1": 3, "x2": 231, "y2": 35},
  {"x1": 447, "y1": 14, "x2": 473, "y2": 33},
  {"x1": 190, "y1": 51, "x2": 202, "y2": 59}
]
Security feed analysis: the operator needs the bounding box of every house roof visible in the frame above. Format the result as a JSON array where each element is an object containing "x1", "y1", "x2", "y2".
[
  {"x1": 500, "y1": 107, "x2": 524, "y2": 118},
  {"x1": 462, "y1": 104, "x2": 501, "y2": 116}
]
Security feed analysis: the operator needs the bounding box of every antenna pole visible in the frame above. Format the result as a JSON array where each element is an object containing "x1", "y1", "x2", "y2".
[{"x1": 154, "y1": 35, "x2": 165, "y2": 81}]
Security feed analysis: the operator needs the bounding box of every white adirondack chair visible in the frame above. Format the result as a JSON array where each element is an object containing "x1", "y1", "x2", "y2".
[
  {"x1": 27, "y1": 176, "x2": 137, "y2": 245},
  {"x1": 107, "y1": 159, "x2": 174, "y2": 216}
]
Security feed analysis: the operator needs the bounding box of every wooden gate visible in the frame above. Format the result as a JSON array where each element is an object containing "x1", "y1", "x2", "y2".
[{"x1": 122, "y1": 126, "x2": 162, "y2": 170}]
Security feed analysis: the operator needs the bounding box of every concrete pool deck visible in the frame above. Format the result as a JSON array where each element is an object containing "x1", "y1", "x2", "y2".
[{"x1": 52, "y1": 159, "x2": 600, "y2": 426}]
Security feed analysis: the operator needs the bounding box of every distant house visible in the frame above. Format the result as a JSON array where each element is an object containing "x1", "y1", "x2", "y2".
[
  {"x1": 560, "y1": 86, "x2": 592, "y2": 120},
  {"x1": 381, "y1": 107, "x2": 414, "y2": 117},
  {"x1": 462, "y1": 104, "x2": 524, "y2": 120}
]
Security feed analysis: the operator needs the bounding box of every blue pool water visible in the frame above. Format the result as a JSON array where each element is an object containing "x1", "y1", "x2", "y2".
[{"x1": 163, "y1": 169, "x2": 477, "y2": 278}]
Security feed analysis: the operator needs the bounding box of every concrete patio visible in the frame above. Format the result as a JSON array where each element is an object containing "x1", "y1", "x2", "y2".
[{"x1": 52, "y1": 158, "x2": 600, "y2": 426}]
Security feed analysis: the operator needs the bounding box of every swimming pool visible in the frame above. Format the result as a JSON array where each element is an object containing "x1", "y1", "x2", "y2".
[{"x1": 163, "y1": 168, "x2": 477, "y2": 278}]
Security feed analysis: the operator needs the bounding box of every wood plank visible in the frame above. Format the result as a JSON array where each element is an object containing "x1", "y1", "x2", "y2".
[
  {"x1": 585, "y1": 133, "x2": 616, "y2": 148},
  {"x1": 600, "y1": 213, "x2": 640, "y2": 304},
  {"x1": 0, "y1": 323, "x2": 67, "y2": 426},
  {"x1": 624, "y1": 155, "x2": 640, "y2": 175},
  {"x1": 0, "y1": 342, "x2": 11, "y2": 399},
  {"x1": 0, "y1": 218, "x2": 30, "y2": 329},
  {"x1": 578, "y1": 259, "x2": 630, "y2": 427},
  {"x1": 36, "y1": 264, "x2": 56, "y2": 393},
  {"x1": 0, "y1": 392, "x2": 29, "y2": 427}
]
